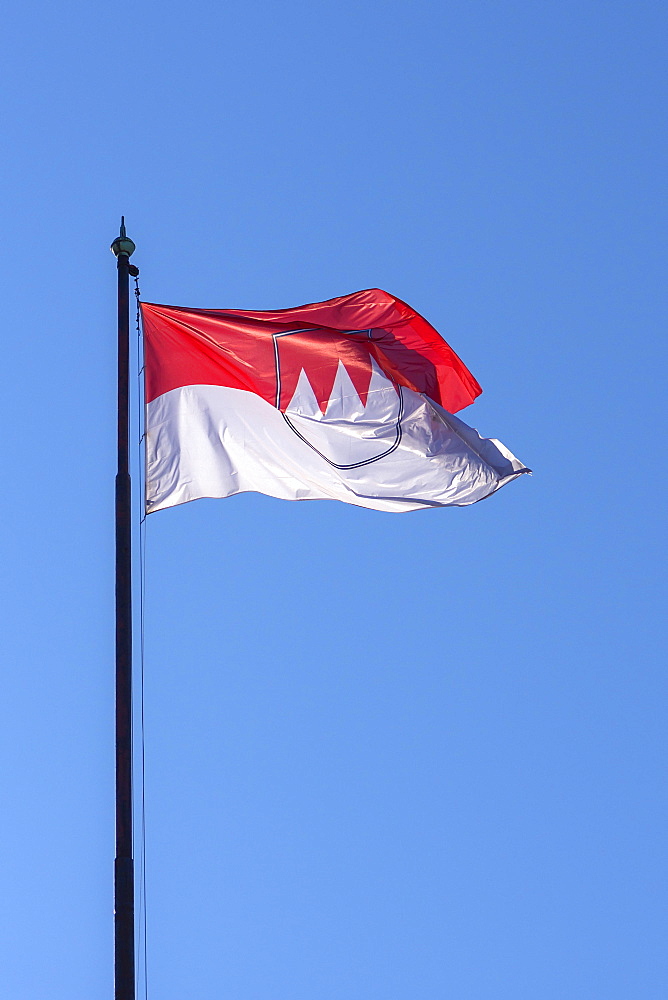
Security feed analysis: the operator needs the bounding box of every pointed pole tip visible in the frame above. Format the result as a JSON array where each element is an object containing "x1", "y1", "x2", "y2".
[{"x1": 110, "y1": 217, "x2": 135, "y2": 258}]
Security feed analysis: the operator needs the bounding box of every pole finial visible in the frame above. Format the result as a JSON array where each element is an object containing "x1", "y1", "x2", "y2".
[{"x1": 111, "y1": 217, "x2": 136, "y2": 258}]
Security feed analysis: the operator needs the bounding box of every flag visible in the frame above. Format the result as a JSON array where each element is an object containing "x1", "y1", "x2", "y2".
[{"x1": 140, "y1": 288, "x2": 528, "y2": 513}]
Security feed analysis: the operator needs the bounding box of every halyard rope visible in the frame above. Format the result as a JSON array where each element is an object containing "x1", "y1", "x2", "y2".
[{"x1": 135, "y1": 276, "x2": 149, "y2": 1000}]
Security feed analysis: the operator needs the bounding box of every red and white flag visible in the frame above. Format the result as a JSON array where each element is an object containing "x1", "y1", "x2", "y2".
[{"x1": 141, "y1": 289, "x2": 528, "y2": 513}]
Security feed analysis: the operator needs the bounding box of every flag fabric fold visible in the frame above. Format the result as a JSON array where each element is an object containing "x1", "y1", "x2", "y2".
[{"x1": 141, "y1": 289, "x2": 528, "y2": 514}]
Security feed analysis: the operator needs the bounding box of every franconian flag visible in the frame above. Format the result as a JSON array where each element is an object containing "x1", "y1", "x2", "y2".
[{"x1": 141, "y1": 289, "x2": 529, "y2": 514}]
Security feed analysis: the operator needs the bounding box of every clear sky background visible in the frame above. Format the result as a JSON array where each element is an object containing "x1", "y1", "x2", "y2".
[{"x1": 1, "y1": 1, "x2": 665, "y2": 997}]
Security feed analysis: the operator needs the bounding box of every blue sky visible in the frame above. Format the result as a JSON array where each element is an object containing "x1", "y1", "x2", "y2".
[{"x1": 0, "y1": 1, "x2": 665, "y2": 997}]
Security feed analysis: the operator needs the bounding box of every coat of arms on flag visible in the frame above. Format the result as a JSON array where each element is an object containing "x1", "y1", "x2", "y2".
[{"x1": 140, "y1": 288, "x2": 529, "y2": 513}]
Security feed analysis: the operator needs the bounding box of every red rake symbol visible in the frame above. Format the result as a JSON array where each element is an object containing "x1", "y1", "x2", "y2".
[{"x1": 273, "y1": 327, "x2": 404, "y2": 470}]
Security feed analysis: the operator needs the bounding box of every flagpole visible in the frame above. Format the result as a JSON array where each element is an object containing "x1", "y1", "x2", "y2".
[{"x1": 110, "y1": 218, "x2": 137, "y2": 1000}]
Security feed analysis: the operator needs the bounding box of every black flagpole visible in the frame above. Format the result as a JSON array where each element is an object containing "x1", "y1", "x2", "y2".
[{"x1": 110, "y1": 218, "x2": 137, "y2": 1000}]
